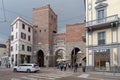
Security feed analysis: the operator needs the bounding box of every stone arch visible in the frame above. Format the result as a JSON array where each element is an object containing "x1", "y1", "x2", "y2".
[
  {"x1": 54, "y1": 47, "x2": 66, "y2": 55},
  {"x1": 37, "y1": 50, "x2": 44, "y2": 67},
  {"x1": 71, "y1": 47, "x2": 81, "y2": 67},
  {"x1": 54, "y1": 47, "x2": 66, "y2": 66}
]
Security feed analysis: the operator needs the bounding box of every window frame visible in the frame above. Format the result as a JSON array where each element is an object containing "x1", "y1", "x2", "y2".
[
  {"x1": 21, "y1": 32, "x2": 26, "y2": 40},
  {"x1": 22, "y1": 23, "x2": 25, "y2": 30},
  {"x1": 11, "y1": 46, "x2": 13, "y2": 51},
  {"x1": 27, "y1": 46, "x2": 32, "y2": 52},
  {"x1": 98, "y1": 31, "x2": 106, "y2": 45},
  {"x1": 28, "y1": 35, "x2": 31, "y2": 41},
  {"x1": 28, "y1": 27, "x2": 31, "y2": 32},
  {"x1": 96, "y1": 4, "x2": 107, "y2": 23},
  {"x1": 22, "y1": 44, "x2": 25, "y2": 51}
]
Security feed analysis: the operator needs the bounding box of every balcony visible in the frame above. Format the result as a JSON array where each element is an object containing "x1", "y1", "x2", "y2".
[{"x1": 86, "y1": 15, "x2": 119, "y2": 29}]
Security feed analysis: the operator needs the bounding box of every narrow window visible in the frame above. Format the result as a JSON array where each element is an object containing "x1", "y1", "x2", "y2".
[
  {"x1": 27, "y1": 46, "x2": 29, "y2": 51},
  {"x1": 28, "y1": 35, "x2": 31, "y2": 41},
  {"x1": 28, "y1": 27, "x2": 31, "y2": 32},
  {"x1": 11, "y1": 46, "x2": 13, "y2": 51},
  {"x1": 22, "y1": 23, "x2": 25, "y2": 29},
  {"x1": 22, "y1": 45, "x2": 25, "y2": 51},
  {"x1": 21, "y1": 32, "x2": 26, "y2": 39},
  {"x1": 29, "y1": 47, "x2": 32, "y2": 52},
  {"x1": 98, "y1": 32, "x2": 105, "y2": 45}
]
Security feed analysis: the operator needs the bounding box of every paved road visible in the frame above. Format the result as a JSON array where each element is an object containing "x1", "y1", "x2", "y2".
[
  {"x1": 0, "y1": 67, "x2": 120, "y2": 80},
  {"x1": 0, "y1": 68, "x2": 96, "y2": 80}
]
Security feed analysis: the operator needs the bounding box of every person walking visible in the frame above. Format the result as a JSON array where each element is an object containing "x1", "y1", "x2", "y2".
[
  {"x1": 64, "y1": 63, "x2": 67, "y2": 71},
  {"x1": 82, "y1": 61, "x2": 86, "y2": 72},
  {"x1": 60, "y1": 63, "x2": 64, "y2": 71},
  {"x1": 74, "y1": 62, "x2": 78, "y2": 72}
]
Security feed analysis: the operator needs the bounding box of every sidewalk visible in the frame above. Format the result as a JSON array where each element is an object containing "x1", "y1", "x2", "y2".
[
  {"x1": 0, "y1": 65, "x2": 11, "y2": 69},
  {"x1": 87, "y1": 71, "x2": 120, "y2": 77},
  {"x1": 46, "y1": 67, "x2": 120, "y2": 77},
  {"x1": 0, "y1": 65, "x2": 6, "y2": 68}
]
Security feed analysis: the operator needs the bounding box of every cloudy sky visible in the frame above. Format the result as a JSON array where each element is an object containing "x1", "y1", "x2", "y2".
[{"x1": 0, "y1": 0, "x2": 85, "y2": 43}]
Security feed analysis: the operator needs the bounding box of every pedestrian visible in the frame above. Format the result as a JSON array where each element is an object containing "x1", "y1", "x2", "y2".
[
  {"x1": 82, "y1": 61, "x2": 86, "y2": 72},
  {"x1": 68, "y1": 63, "x2": 71, "y2": 69},
  {"x1": 8, "y1": 62, "x2": 10, "y2": 68},
  {"x1": 64, "y1": 63, "x2": 67, "y2": 71},
  {"x1": 60, "y1": 63, "x2": 64, "y2": 71},
  {"x1": 74, "y1": 62, "x2": 78, "y2": 72}
]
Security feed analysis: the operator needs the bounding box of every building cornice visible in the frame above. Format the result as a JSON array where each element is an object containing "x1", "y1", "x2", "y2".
[
  {"x1": 11, "y1": 16, "x2": 33, "y2": 28},
  {"x1": 95, "y1": 3, "x2": 108, "y2": 9},
  {"x1": 86, "y1": 43, "x2": 120, "y2": 48}
]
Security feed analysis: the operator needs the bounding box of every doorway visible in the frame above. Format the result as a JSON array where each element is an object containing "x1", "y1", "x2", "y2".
[{"x1": 37, "y1": 50, "x2": 44, "y2": 67}]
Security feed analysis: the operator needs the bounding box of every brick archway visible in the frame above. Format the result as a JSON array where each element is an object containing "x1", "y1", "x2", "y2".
[
  {"x1": 71, "y1": 47, "x2": 80, "y2": 67},
  {"x1": 37, "y1": 50, "x2": 44, "y2": 67}
]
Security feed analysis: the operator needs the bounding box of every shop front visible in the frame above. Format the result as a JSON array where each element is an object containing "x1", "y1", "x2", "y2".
[{"x1": 94, "y1": 49, "x2": 110, "y2": 71}]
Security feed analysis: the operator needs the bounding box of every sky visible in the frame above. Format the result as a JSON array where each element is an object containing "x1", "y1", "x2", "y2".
[{"x1": 0, "y1": 0, "x2": 85, "y2": 43}]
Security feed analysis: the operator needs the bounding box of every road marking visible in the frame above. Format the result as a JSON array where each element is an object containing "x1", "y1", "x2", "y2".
[
  {"x1": 21, "y1": 76, "x2": 41, "y2": 80},
  {"x1": 77, "y1": 74, "x2": 89, "y2": 78},
  {"x1": 11, "y1": 78, "x2": 21, "y2": 80},
  {"x1": 11, "y1": 70, "x2": 73, "y2": 80}
]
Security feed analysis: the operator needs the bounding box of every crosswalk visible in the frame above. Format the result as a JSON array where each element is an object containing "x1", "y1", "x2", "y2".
[
  {"x1": 77, "y1": 74, "x2": 89, "y2": 78},
  {"x1": 11, "y1": 71, "x2": 74, "y2": 80}
]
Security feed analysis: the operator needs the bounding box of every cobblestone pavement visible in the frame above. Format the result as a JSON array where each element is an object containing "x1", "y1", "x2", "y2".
[{"x1": 0, "y1": 67, "x2": 120, "y2": 80}]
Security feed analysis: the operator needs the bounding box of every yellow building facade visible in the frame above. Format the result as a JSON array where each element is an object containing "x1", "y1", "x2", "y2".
[{"x1": 85, "y1": 0, "x2": 120, "y2": 72}]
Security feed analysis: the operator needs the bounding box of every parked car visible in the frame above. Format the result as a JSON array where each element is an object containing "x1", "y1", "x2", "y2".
[{"x1": 13, "y1": 63, "x2": 40, "y2": 73}]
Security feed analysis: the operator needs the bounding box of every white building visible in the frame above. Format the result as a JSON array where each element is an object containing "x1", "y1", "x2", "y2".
[
  {"x1": 85, "y1": 0, "x2": 120, "y2": 72},
  {"x1": 11, "y1": 17, "x2": 33, "y2": 66}
]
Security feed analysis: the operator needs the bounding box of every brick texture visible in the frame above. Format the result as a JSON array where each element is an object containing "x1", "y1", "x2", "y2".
[{"x1": 66, "y1": 23, "x2": 85, "y2": 42}]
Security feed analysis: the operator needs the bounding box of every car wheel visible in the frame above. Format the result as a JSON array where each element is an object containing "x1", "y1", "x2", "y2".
[
  {"x1": 13, "y1": 68, "x2": 17, "y2": 72},
  {"x1": 27, "y1": 69, "x2": 31, "y2": 73}
]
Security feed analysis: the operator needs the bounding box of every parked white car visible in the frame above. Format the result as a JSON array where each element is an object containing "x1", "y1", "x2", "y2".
[{"x1": 13, "y1": 63, "x2": 40, "y2": 73}]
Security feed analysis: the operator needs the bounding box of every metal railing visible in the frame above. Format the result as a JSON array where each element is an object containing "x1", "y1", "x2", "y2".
[{"x1": 86, "y1": 14, "x2": 119, "y2": 27}]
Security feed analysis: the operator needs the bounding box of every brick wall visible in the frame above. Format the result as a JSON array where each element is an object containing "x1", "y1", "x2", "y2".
[{"x1": 66, "y1": 23, "x2": 85, "y2": 42}]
